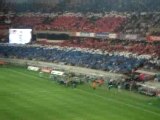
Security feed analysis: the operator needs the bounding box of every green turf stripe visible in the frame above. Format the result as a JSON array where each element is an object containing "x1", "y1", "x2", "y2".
[{"x1": 0, "y1": 66, "x2": 160, "y2": 120}]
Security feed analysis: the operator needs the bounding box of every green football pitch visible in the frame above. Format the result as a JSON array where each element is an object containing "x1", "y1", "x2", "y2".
[{"x1": 0, "y1": 65, "x2": 160, "y2": 120}]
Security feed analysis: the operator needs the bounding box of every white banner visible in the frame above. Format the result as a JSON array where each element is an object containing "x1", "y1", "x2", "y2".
[
  {"x1": 51, "y1": 70, "x2": 64, "y2": 76},
  {"x1": 27, "y1": 66, "x2": 39, "y2": 71}
]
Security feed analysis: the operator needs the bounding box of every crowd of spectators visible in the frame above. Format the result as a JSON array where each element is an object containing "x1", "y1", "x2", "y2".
[
  {"x1": 0, "y1": 12, "x2": 160, "y2": 73},
  {"x1": 121, "y1": 12, "x2": 160, "y2": 36},
  {"x1": 0, "y1": 25, "x2": 9, "y2": 40},
  {"x1": 50, "y1": 15, "x2": 125, "y2": 32},
  {"x1": 9, "y1": 13, "x2": 126, "y2": 33},
  {"x1": 37, "y1": 38, "x2": 160, "y2": 58},
  {"x1": 1, "y1": 12, "x2": 160, "y2": 37},
  {"x1": 12, "y1": 16, "x2": 45, "y2": 28},
  {"x1": 1, "y1": 12, "x2": 158, "y2": 37},
  {"x1": 0, "y1": 44, "x2": 147, "y2": 74}
]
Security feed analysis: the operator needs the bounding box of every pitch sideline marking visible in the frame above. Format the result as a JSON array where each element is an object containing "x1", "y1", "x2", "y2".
[{"x1": 77, "y1": 88, "x2": 160, "y2": 116}]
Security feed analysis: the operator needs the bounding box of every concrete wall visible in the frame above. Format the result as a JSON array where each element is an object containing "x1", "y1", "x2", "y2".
[{"x1": 0, "y1": 57, "x2": 125, "y2": 79}]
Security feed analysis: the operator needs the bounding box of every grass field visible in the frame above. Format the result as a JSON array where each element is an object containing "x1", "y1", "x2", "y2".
[{"x1": 0, "y1": 65, "x2": 160, "y2": 120}]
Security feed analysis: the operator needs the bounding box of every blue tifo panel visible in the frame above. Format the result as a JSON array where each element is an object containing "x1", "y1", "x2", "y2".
[{"x1": 0, "y1": 45, "x2": 145, "y2": 73}]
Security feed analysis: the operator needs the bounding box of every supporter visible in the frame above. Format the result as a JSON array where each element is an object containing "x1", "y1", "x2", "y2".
[{"x1": 0, "y1": 44, "x2": 148, "y2": 74}]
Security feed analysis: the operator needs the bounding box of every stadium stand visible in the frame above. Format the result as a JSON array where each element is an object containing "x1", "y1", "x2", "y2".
[
  {"x1": 0, "y1": 1, "x2": 160, "y2": 77},
  {"x1": 0, "y1": 44, "x2": 155, "y2": 74},
  {"x1": 120, "y1": 13, "x2": 160, "y2": 36},
  {"x1": 11, "y1": 16, "x2": 45, "y2": 28},
  {"x1": 51, "y1": 39, "x2": 160, "y2": 57},
  {"x1": 6, "y1": 13, "x2": 126, "y2": 32},
  {"x1": 4, "y1": 12, "x2": 158, "y2": 36},
  {"x1": 1, "y1": 12, "x2": 159, "y2": 37},
  {"x1": 49, "y1": 15, "x2": 125, "y2": 32}
]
